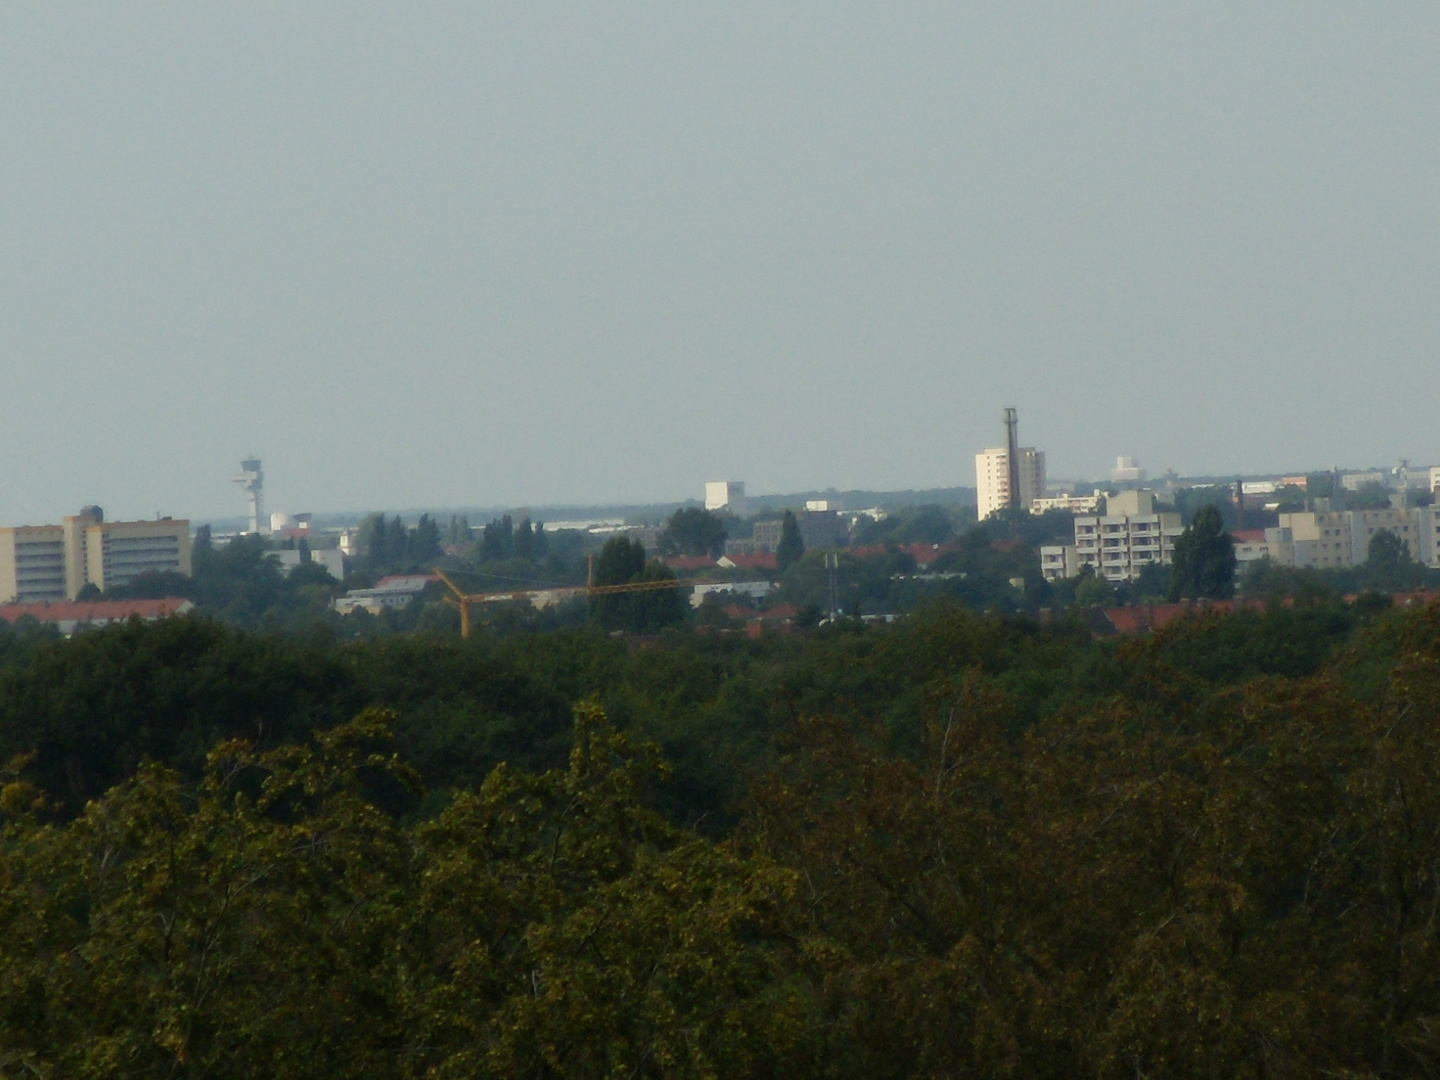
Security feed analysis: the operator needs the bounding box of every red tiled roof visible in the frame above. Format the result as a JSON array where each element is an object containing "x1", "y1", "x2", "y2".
[
  {"x1": 723, "y1": 552, "x2": 777, "y2": 570},
  {"x1": 0, "y1": 598, "x2": 193, "y2": 625},
  {"x1": 759, "y1": 603, "x2": 801, "y2": 620},
  {"x1": 1232, "y1": 530, "x2": 1267, "y2": 543},
  {"x1": 721, "y1": 601, "x2": 801, "y2": 623}
]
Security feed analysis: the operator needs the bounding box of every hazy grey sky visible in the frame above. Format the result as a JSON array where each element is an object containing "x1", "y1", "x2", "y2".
[{"x1": 3, "y1": 4, "x2": 1437, "y2": 523}]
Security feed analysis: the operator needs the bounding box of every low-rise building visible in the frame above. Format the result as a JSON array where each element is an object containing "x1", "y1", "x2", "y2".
[
  {"x1": 333, "y1": 574, "x2": 437, "y2": 614},
  {"x1": 1032, "y1": 490, "x2": 1105, "y2": 515},
  {"x1": 0, "y1": 597, "x2": 194, "y2": 636},
  {"x1": 1233, "y1": 528, "x2": 1295, "y2": 571},
  {"x1": 750, "y1": 509, "x2": 847, "y2": 552},
  {"x1": 690, "y1": 580, "x2": 774, "y2": 608},
  {"x1": 1039, "y1": 545, "x2": 1081, "y2": 581},
  {"x1": 1341, "y1": 470, "x2": 1388, "y2": 491}
]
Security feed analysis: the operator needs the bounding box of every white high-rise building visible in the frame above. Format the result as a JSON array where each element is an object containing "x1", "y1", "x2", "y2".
[
  {"x1": 704, "y1": 481, "x2": 747, "y2": 515},
  {"x1": 975, "y1": 446, "x2": 1046, "y2": 519}
]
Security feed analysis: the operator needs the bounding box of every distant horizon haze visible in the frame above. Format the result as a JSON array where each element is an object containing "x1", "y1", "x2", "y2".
[{"x1": 3, "y1": 6, "x2": 1436, "y2": 525}]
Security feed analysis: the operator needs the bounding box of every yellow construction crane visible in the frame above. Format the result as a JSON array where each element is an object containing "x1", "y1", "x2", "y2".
[{"x1": 433, "y1": 565, "x2": 725, "y2": 638}]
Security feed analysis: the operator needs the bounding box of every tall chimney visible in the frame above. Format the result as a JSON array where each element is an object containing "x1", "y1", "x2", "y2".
[{"x1": 1004, "y1": 407, "x2": 1020, "y2": 511}]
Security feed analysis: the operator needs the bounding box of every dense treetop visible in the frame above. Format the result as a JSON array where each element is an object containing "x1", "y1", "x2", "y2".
[{"x1": 3, "y1": 598, "x2": 1440, "y2": 1074}]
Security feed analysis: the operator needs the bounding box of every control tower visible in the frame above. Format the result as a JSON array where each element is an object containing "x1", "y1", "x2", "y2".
[{"x1": 234, "y1": 458, "x2": 265, "y2": 534}]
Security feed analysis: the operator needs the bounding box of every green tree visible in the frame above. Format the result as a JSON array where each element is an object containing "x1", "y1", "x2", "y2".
[
  {"x1": 514, "y1": 517, "x2": 535, "y2": 560},
  {"x1": 1349, "y1": 481, "x2": 1395, "y2": 511},
  {"x1": 479, "y1": 515, "x2": 515, "y2": 563},
  {"x1": 444, "y1": 514, "x2": 472, "y2": 547},
  {"x1": 1365, "y1": 528, "x2": 1424, "y2": 591},
  {"x1": 658, "y1": 507, "x2": 728, "y2": 557},
  {"x1": 385, "y1": 515, "x2": 409, "y2": 567},
  {"x1": 410, "y1": 513, "x2": 442, "y2": 565},
  {"x1": 356, "y1": 512, "x2": 389, "y2": 567},
  {"x1": 590, "y1": 537, "x2": 685, "y2": 633},
  {"x1": 1168, "y1": 504, "x2": 1236, "y2": 600},
  {"x1": 776, "y1": 510, "x2": 805, "y2": 573},
  {"x1": 1075, "y1": 572, "x2": 1117, "y2": 607}
]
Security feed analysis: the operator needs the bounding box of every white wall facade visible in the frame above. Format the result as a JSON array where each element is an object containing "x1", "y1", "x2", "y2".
[
  {"x1": 1070, "y1": 491, "x2": 1183, "y2": 583},
  {"x1": 975, "y1": 447, "x2": 1046, "y2": 518}
]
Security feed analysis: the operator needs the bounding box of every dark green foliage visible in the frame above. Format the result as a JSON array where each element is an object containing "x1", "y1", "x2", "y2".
[
  {"x1": 1169, "y1": 504, "x2": 1237, "y2": 600},
  {"x1": 590, "y1": 537, "x2": 687, "y2": 633},
  {"x1": 513, "y1": 516, "x2": 535, "y2": 560},
  {"x1": 658, "y1": 507, "x2": 728, "y2": 557},
  {"x1": 1366, "y1": 527, "x2": 1425, "y2": 590},
  {"x1": 7, "y1": 604, "x2": 1440, "y2": 1075},
  {"x1": 1171, "y1": 486, "x2": 1240, "y2": 528},
  {"x1": 1349, "y1": 480, "x2": 1395, "y2": 510},
  {"x1": 775, "y1": 510, "x2": 804, "y2": 573},
  {"x1": 355, "y1": 512, "x2": 443, "y2": 574},
  {"x1": 479, "y1": 514, "x2": 515, "y2": 562},
  {"x1": 849, "y1": 503, "x2": 960, "y2": 546}
]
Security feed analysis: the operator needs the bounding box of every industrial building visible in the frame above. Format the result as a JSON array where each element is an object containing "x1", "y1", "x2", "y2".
[{"x1": 0, "y1": 508, "x2": 192, "y2": 604}]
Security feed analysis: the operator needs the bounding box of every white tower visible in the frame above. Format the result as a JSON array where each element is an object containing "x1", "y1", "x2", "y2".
[{"x1": 234, "y1": 458, "x2": 265, "y2": 534}]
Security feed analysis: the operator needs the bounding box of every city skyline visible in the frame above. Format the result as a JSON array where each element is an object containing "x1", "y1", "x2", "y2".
[{"x1": 4, "y1": 6, "x2": 1438, "y2": 523}]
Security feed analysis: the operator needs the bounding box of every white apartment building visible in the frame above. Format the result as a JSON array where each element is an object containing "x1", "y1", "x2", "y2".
[
  {"x1": 0, "y1": 510, "x2": 192, "y2": 604},
  {"x1": 975, "y1": 446, "x2": 1046, "y2": 519},
  {"x1": 1032, "y1": 490, "x2": 1105, "y2": 515},
  {"x1": 1276, "y1": 507, "x2": 1428, "y2": 569},
  {"x1": 1041, "y1": 490, "x2": 1182, "y2": 584}
]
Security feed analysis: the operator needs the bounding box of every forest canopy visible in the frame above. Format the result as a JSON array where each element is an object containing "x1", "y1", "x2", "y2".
[{"x1": 1, "y1": 598, "x2": 1440, "y2": 1076}]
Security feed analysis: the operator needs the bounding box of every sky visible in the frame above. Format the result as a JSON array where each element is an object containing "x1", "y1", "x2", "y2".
[{"x1": 2, "y1": 4, "x2": 1437, "y2": 524}]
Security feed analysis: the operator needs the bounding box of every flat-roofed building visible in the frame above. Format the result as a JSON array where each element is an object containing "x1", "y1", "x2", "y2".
[
  {"x1": 704, "y1": 481, "x2": 747, "y2": 515},
  {"x1": 0, "y1": 509, "x2": 191, "y2": 604},
  {"x1": 1039, "y1": 544, "x2": 1080, "y2": 582},
  {"x1": 975, "y1": 446, "x2": 1045, "y2": 519},
  {"x1": 1277, "y1": 510, "x2": 1355, "y2": 570},
  {"x1": 1069, "y1": 489, "x2": 1183, "y2": 584},
  {"x1": 1032, "y1": 490, "x2": 1105, "y2": 515}
]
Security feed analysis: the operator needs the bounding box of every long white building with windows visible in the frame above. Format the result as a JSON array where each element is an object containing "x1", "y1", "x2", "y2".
[{"x1": 0, "y1": 509, "x2": 191, "y2": 604}]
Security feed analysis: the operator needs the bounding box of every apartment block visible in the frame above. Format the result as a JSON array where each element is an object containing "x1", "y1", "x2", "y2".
[
  {"x1": 0, "y1": 510, "x2": 191, "y2": 604},
  {"x1": 1044, "y1": 490, "x2": 1182, "y2": 584},
  {"x1": 1040, "y1": 545, "x2": 1081, "y2": 581},
  {"x1": 1276, "y1": 511, "x2": 1355, "y2": 570},
  {"x1": 975, "y1": 446, "x2": 1046, "y2": 519},
  {"x1": 1234, "y1": 528, "x2": 1296, "y2": 571}
]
